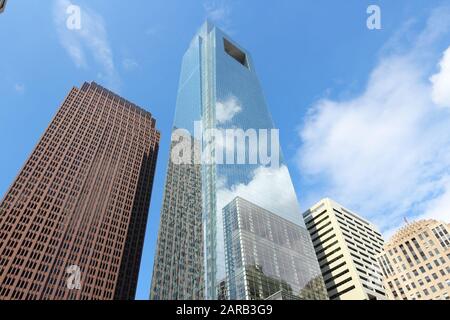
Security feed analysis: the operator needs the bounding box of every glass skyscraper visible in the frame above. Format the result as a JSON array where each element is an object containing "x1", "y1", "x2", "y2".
[{"x1": 151, "y1": 22, "x2": 326, "y2": 300}]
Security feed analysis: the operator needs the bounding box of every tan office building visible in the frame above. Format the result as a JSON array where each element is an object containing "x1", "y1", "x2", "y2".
[
  {"x1": 378, "y1": 220, "x2": 450, "y2": 300},
  {"x1": 303, "y1": 198, "x2": 387, "y2": 300}
]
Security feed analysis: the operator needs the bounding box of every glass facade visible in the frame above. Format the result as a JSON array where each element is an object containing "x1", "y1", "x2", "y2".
[
  {"x1": 224, "y1": 197, "x2": 328, "y2": 300},
  {"x1": 150, "y1": 138, "x2": 204, "y2": 299},
  {"x1": 151, "y1": 21, "x2": 326, "y2": 300}
]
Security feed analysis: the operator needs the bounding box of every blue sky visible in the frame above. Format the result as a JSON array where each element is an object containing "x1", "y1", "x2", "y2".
[{"x1": 1, "y1": 1, "x2": 450, "y2": 300}]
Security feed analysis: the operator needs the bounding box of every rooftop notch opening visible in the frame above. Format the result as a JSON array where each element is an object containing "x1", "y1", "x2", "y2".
[{"x1": 224, "y1": 38, "x2": 248, "y2": 68}]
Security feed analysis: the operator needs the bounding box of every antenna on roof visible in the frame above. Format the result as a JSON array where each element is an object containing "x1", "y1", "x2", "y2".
[{"x1": 404, "y1": 217, "x2": 409, "y2": 225}]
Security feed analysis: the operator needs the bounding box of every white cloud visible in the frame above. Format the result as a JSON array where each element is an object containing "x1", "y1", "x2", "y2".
[
  {"x1": 204, "y1": 0, "x2": 230, "y2": 22},
  {"x1": 122, "y1": 58, "x2": 139, "y2": 71},
  {"x1": 53, "y1": 0, "x2": 120, "y2": 89},
  {"x1": 145, "y1": 26, "x2": 159, "y2": 37},
  {"x1": 204, "y1": 0, "x2": 233, "y2": 32},
  {"x1": 418, "y1": 177, "x2": 450, "y2": 222},
  {"x1": 14, "y1": 84, "x2": 25, "y2": 94},
  {"x1": 216, "y1": 96, "x2": 242, "y2": 124},
  {"x1": 217, "y1": 165, "x2": 302, "y2": 225},
  {"x1": 297, "y1": 9, "x2": 450, "y2": 236},
  {"x1": 430, "y1": 47, "x2": 450, "y2": 108}
]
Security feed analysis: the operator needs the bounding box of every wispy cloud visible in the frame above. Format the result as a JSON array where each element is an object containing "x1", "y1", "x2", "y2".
[
  {"x1": 14, "y1": 83, "x2": 25, "y2": 94},
  {"x1": 145, "y1": 26, "x2": 159, "y2": 37},
  {"x1": 297, "y1": 7, "x2": 450, "y2": 238},
  {"x1": 122, "y1": 58, "x2": 139, "y2": 72},
  {"x1": 203, "y1": 0, "x2": 233, "y2": 32},
  {"x1": 430, "y1": 46, "x2": 450, "y2": 108},
  {"x1": 52, "y1": 0, "x2": 120, "y2": 90}
]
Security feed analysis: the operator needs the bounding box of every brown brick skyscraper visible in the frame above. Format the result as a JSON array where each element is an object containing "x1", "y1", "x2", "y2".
[{"x1": 0, "y1": 82, "x2": 160, "y2": 300}]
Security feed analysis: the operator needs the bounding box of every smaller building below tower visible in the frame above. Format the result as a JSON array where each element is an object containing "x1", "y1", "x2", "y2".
[{"x1": 223, "y1": 197, "x2": 328, "y2": 300}]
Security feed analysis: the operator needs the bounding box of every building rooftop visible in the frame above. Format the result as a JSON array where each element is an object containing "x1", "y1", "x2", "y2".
[{"x1": 386, "y1": 219, "x2": 450, "y2": 246}]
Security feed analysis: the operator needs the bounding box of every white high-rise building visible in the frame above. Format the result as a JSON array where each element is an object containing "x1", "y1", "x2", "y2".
[{"x1": 303, "y1": 198, "x2": 387, "y2": 300}]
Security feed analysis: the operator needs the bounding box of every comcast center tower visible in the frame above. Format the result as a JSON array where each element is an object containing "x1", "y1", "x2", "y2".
[{"x1": 151, "y1": 22, "x2": 327, "y2": 300}]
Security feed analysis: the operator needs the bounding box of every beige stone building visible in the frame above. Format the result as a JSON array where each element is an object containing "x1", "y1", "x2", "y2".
[
  {"x1": 303, "y1": 198, "x2": 387, "y2": 300},
  {"x1": 378, "y1": 220, "x2": 450, "y2": 300}
]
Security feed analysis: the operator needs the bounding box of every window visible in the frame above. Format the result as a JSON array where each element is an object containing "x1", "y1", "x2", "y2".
[{"x1": 224, "y1": 38, "x2": 248, "y2": 68}]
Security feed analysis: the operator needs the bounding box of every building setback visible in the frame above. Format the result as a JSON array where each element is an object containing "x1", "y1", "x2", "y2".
[
  {"x1": 378, "y1": 220, "x2": 450, "y2": 300},
  {"x1": 0, "y1": 82, "x2": 160, "y2": 300},
  {"x1": 303, "y1": 198, "x2": 387, "y2": 300}
]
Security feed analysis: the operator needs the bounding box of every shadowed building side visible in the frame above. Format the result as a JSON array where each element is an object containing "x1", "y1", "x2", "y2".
[{"x1": 150, "y1": 137, "x2": 204, "y2": 300}]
